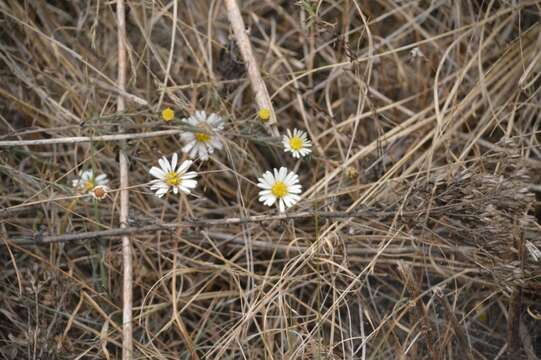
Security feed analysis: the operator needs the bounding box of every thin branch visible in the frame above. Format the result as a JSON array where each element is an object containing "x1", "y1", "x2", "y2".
[
  {"x1": 116, "y1": 0, "x2": 133, "y2": 358},
  {"x1": 0, "y1": 129, "x2": 183, "y2": 147},
  {"x1": 224, "y1": 0, "x2": 279, "y2": 137},
  {"x1": 12, "y1": 209, "x2": 396, "y2": 244}
]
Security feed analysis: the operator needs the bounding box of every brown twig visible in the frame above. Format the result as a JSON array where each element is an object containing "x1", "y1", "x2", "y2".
[
  {"x1": 224, "y1": 0, "x2": 279, "y2": 137},
  {"x1": 11, "y1": 209, "x2": 394, "y2": 244},
  {"x1": 116, "y1": 0, "x2": 133, "y2": 358}
]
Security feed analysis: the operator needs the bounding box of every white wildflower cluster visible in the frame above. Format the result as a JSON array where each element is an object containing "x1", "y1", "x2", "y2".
[
  {"x1": 72, "y1": 169, "x2": 110, "y2": 200},
  {"x1": 72, "y1": 109, "x2": 315, "y2": 212}
]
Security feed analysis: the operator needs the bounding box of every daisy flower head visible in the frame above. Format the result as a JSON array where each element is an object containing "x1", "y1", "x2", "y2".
[
  {"x1": 282, "y1": 128, "x2": 312, "y2": 158},
  {"x1": 72, "y1": 170, "x2": 109, "y2": 199},
  {"x1": 258, "y1": 108, "x2": 271, "y2": 122},
  {"x1": 181, "y1": 111, "x2": 224, "y2": 161},
  {"x1": 149, "y1": 153, "x2": 197, "y2": 198},
  {"x1": 161, "y1": 107, "x2": 175, "y2": 122},
  {"x1": 91, "y1": 185, "x2": 109, "y2": 200},
  {"x1": 257, "y1": 167, "x2": 302, "y2": 212}
]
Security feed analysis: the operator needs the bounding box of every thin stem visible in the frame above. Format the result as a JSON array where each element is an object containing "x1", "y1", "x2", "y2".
[
  {"x1": 0, "y1": 129, "x2": 183, "y2": 147},
  {"x1": 116, "y1": 0, "x2": 133, "y2": 358},
  {"x1": 14, "y1": 208, "x2": 400, "y2": 244}
]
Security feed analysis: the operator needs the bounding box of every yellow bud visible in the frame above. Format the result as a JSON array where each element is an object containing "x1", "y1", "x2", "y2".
[
  {"x1": 258, "y1": 108, "x2": 271, "y2": 122},
  {"x1": 161, "y1": 107, "x2": 175, "y2": 122}
]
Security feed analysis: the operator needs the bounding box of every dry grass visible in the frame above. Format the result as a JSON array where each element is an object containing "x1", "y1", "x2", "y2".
[{"x1": 1, "y1": 1, "x2": 541, "y2": 359}]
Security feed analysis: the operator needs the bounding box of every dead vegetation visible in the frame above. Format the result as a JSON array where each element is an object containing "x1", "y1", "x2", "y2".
[{"x1": 1, "y1": 0, "x2": 541, "y2": 359}]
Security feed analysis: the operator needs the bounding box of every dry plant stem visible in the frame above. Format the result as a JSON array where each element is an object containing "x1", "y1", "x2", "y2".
[
  {"x1": 116, "y1": 0, "x2": 133, "y2": 358},
  {"x1": 224, "y1": 0, "x2": 279, "y2": 137},
  {"x1": 0, "y1": 129, "x2": 184, "y2": 147},
  {"x1": 14, "y1": 208, "x2": 401, "y2": 244}
]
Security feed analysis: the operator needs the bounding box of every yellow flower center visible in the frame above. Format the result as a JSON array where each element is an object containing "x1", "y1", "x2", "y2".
[
  {"x1": 84, "y1": 180, "x2": 95, "y2": 192},
  {"x1": 258, "y1": 108, "x2": 271, "y2": 122},
  {"x1": 164, "y1": 172, "x2": 182, "y2": 186},
  {"x1": 195, "y1": 132, "x2": 210, "y2": 142},
  {"x1": 289, "y1": 136, "x2": 304, "y2": 151},
  {"x1": 162, "y1": 107, "x2": 175, "y2": 122},
  {"x1": 271, "y1": 181, "x2": 288, "y2": 198}
]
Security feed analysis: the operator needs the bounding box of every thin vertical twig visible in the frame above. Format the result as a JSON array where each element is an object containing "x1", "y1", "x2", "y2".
[
  {"x1": 116, "y1": 0, "x2": 133, "y2": 358},
  {"x1": 224, "y1": 0, "x2": 280, "y2": 137}
]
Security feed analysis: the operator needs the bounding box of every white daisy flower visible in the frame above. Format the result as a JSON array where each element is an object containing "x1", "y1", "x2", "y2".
[
  {"x1": 148, "y1": 153, "x2": 197, "y2": 198},
  {"x1": 257, "y1": 167, "x2": 302, "y2": 212},
  {"x1": 72, "y1": 169, "x2": 109, "y2": 194},
  {"x1": 181, "y1": 110, "x2": 224, "y2": 161},
  {"x1": 282, "y1": 128, "x2": 312, "y2": 158}
]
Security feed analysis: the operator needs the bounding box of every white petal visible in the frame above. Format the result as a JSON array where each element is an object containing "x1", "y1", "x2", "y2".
[
  {"x1": 283, "y1": 172, "x2": 297, "y2": 185},
  {"x1": 189, "y1": 144, "x2": 200, "y2": 159},
  {"x1": 95, "y1": 174, "x2": 107, "y2": 182},
  {"x1": 178, "y1": 186, "x2": 191, "y2": 194},
  {"x1": 150, "y1": 183, "x2": 164, "y2": 190},
  {"x1": 289, "y1": 194, "x2": 301, "y2": 202},
  {"x1": 207, "y1": 113, "x2": 218, "y2": 125},
  {"x1": 185, "y1": 117, "x2": 198, "y2": 126},
  {"x1": 282, "y1": 137, "x2": 290, "y2": 148},
  {"x1": 150, "y1": 181, "x2": 169, "y2": 190},
  {"x1": 180, "y1": 132, "x2": 194, "y2": 142},
  {"x1": 182, "y1": 179, "x2": 197, "y2": 189},
  {"x1": 278, "y1": 167, "x2": 288, "y2": 181},
  {"x1": 288, "y1": 185, "x2": 302, "y2": 194},
  {"x1": 198, "y1": 145, "x2": 209, "y2": 161},
  {"x1": 285, "y1": 194, "x2": 300, "y2": 207},
  {"x1": 260, "y1": 193, "x2": 276, "y2": 206},
  {"x1": 155, "y1": 187, "x2": 169, "y2": 197},
  {"x1": 158, "y1": 156, "x2": 170, "y2": 172},
  {"x1": 149, "y1": 166, "x2": 166, "y2": 179},
  {"x1": 257, "y1": 178, "x2": 272, "y2": 189},
  {"x1": 182, "y1": 141, "x2": 195, "y2": 155},
  {"x1": 182, "y1": 171, "x2": 197, "y2": 179},
  {"x1": 80, "y1": 170, "x2": 92, "y2": 181},
  {"x1": 195, "y1": 111, "x2": 206, "y2": 122},
  {"x1": 210, "y1": 137, "x2": 223, "y2": 150},
  {"x1": 171, "y1": 153, "x2": 178, "y2": 171},
  {"x1": 262, "y1": 171, "x2": 275, "y2": 185},
  {"x1": 177, "y1": 160, "x2": 193, "y2": 174},
  {"x1": 278, "y1": 199, "x2": 286, "y2": 212},
  {"x1": 282, "y1": 195, "x2": 293, "y2": 208}
]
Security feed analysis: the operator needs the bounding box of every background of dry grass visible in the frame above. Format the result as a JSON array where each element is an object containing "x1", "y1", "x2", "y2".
[{"x1": 1, "y1": 0, "x2": 541, "y2": 359}]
